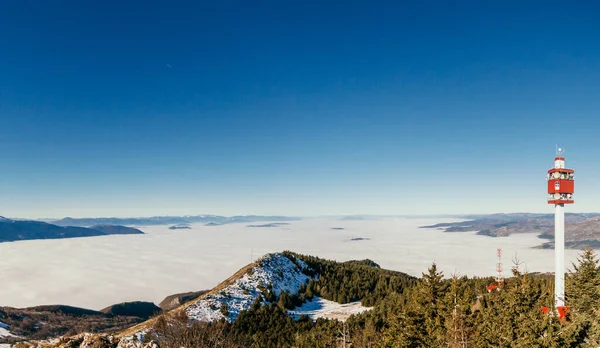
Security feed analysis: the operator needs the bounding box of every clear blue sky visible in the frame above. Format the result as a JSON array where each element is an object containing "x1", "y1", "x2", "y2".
[{"x1": 1, "y1": 1, "x2": 599, "y2": 218}]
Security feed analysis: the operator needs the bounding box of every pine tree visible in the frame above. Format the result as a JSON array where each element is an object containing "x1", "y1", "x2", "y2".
[
  {"x1": 351, "y1": 319, "x2": 377, "y2": 348},
  {"x1": 414, "y1": 263, "x2": 447, "y2": 346},
  {"x1": 444, "y1": 274, "x2": 472, "y2": 347},
  {"x1": 416, "y1": 263, "x2": 446, "y2": 314},
  {"x1": 381, "y1": 307, "x2": 426, "y2": 347},
  {"x1": 566, "y1": 246, "x2": 600, "y2": 315},
  {"x1": 473, "y1": 288, "x2": 514, "y2": 347},
  {"x1": 277, "y1": 290, "x2": 294, "y2": 310}
]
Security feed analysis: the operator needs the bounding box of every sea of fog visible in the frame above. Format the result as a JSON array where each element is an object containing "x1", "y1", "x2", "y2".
[{"x1": 0, "y1": 218, "x2": 583, "y2": 310}]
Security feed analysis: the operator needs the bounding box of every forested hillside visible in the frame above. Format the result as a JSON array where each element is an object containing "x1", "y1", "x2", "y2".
[
  {"x1": 8, "y1": 249, "x2": 600, "y2": 347},
  {"x1": 138, "y1": 249, "x2": 600, "y2": 347}
]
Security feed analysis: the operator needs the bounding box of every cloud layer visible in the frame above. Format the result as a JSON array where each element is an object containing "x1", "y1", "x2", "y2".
[{"x1": 0, "y1": 218, "x2": 580, "y2": 309}]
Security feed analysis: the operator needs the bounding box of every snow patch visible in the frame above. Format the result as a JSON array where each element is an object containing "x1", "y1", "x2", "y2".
[
  {"x1": 0, "y1": 320, "x2": 16, "y2": 338},
  {"x1": 290, "y1": 297, "x2": 371, "y2": 322},
  {"x1": 185, "y1": 253, "x2": 310, "y2": 322}
]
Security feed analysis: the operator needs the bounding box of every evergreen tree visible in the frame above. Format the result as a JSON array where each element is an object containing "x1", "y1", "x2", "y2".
[
  {"x1": 381, "y1": 307, "x2": 426, "y2": 347},
  {"x1": 444, "y1": 275, "x2": 472, "y2": 347},
  {"x1": 566, "y1": 247, "x2": 600, "y2": 315},
  {"x1": 277, "y1": 291, "x2": 294, "y2": 310},
  {"x1": 473, "y1": 288, "x2": 514, "y2": 347},
  {"x1": 414, "y1": 263, "x2": 447, "y2": 346}
]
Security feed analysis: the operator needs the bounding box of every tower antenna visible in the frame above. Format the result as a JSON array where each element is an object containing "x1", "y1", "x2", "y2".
[{"x1": 496, "y1": 248, "x2": 504, "y2": 286}]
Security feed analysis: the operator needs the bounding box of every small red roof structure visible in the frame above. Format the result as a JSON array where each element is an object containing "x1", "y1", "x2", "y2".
[
  {"x1": 557, "y1": 306, "x2": 569, "y2": 320},
  {"x1": 541, "y1": 306, "x2": 569, "y2": 320}
]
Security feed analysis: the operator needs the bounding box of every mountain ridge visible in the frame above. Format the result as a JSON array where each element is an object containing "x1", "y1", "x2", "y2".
[
  {"x1": 0, "y1": 218, "x2": 143, "y2": 243},
  {"x1": 50, "y1": 215, "x2": 301, "y2": 227},
  {"x1": 421, "y1": 213, "x2": 600, "y2": 249}
]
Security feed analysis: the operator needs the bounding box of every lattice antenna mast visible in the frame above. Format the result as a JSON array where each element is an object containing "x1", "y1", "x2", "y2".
[{"x1": 496, "y1": 248, "x2": 504, "y2": 286}]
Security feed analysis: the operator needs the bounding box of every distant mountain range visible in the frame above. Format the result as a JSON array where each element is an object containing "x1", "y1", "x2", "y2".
[
  {"x1": 421, "y1": 213, "x2": 600, "y2": 249},
  {"x1": 0, "y1": 214, "x2": 301, "y2": 242},
  {"x1": 0, "y1": 217, "x2": 143, "y2": 243},
  {"x1": 49, "y1": 215, "x2": 300, "y2": 227}
]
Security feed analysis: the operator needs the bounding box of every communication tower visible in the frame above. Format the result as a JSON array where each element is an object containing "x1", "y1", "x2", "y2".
[
  {"x1": 547, "y1": 147, "x2": 574, "y2": 314},
  {"x1": 496, "y1": 248, "x2": 504, "y2": 286}
]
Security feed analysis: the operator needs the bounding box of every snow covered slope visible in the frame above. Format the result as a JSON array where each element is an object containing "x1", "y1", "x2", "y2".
[
  {"x1": 0, "y1": 320, "x2": 16, "y2": 338},
  {"x1": 290, "y1": 297, "x2": 371, "y2": 322},
  {"x1": 184, "y1": 252, "x2": 311, "y2": 322},
  {"x1": 119, "y1": 252, "x2": 377, "y2": 339}
]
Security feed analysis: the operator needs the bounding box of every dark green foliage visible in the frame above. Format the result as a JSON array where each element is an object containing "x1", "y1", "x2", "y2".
[
  {"x1": 220, "y1": 304, "x2": 229, "y2": 317},
  {"x1": 285, "y1": 251, "x2": 417, "y2": 306},
  {"x1": 262, "y1": 286, "x2": 277, "y2": 303},
  {"x1": 100, "y1": 301, "x2": 162, "y2": 320},
  {"x1": 566, "y1": 246, "x2": 600, "y2": 315},
  {"x1": 231, "y1": 304, "x2": 299, "y2": 347},
  {"x1": 277, "y1": 291, "x2": 295, "y2": 310}
]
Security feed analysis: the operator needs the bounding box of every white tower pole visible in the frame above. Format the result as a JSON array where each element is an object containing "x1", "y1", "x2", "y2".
[{"x1": 555, "y1": 203, "x2": 565, "y2": 308}]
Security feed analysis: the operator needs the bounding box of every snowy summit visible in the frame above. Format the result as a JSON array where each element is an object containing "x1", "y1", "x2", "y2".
[{"x1": 184, "y1": 253, "x2": 311, "y2": 322}]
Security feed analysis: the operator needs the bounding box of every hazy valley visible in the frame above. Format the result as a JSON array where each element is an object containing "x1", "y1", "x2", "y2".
[
  {"x1": 0, "y1": 216, "x2": 586, "y2": 310},
  {"x1": 2, "y1": 215, "x2": 600, "y2": 346}
]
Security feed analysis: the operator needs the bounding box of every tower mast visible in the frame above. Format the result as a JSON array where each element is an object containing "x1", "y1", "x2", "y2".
[
  {"x1": 496, "y1": 248, "x2": 504, "y2": 286},
  {"x1": 547, "y1": 147, "x2": 574, "y2": 313}
]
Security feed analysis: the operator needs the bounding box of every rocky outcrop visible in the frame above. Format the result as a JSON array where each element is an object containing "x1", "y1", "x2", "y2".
[
  {"x1": 158, "y1": 291, "x2": 207, "y2": 311},
  {"x1": 14, "y1": 333, "x2": 158, "y2": 348}
]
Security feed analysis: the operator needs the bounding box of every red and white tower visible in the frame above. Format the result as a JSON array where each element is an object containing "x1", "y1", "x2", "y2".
[
  {"x1": 547, "y1": 147, "x2": 574, "y2": 311},
  {"x1": 496, "y1": 248, "x2": 504, "y2": 286}
]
